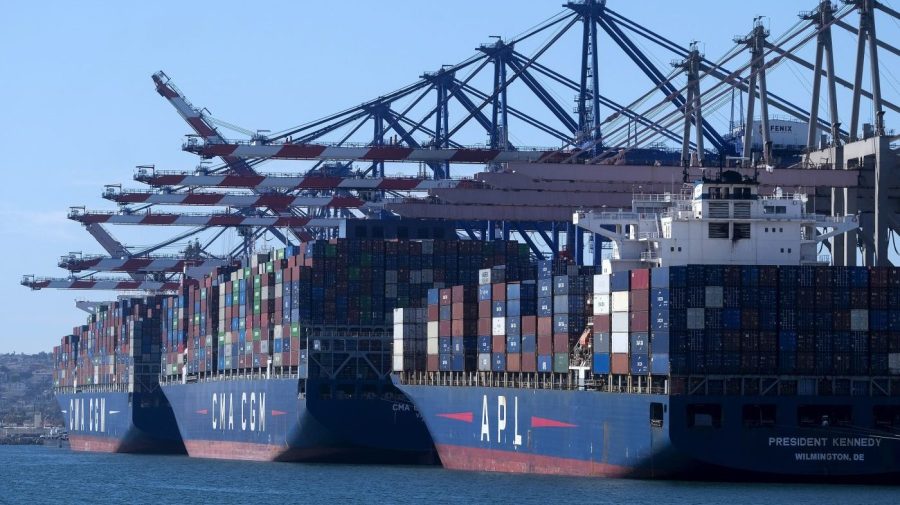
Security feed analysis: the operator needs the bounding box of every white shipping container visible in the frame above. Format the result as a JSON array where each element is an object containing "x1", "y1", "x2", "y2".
[
  {"x1": 705, "y1": 286, "x2": 724, "y2": 308},
  {"x1": 593, "y1": 294, "x2": 611, "y2": 315},
  {"x1": 593, "y1": 274, "x2": 610, "y2": 294},
  {"x1": 611, "y1": 332, "x2": 629, "y2": 353},
  {"x1": 611, "y1": 292, "x2": 630, "y2": 312},
  {"x1": 427, "y1": 337, "x2": 439, "y2": 355},
  {"x1": 611, "y1": 312, "x2": 629, "y2": 332},
  {"x1": 492, "y1": 317, "x2": 506, "y2": 336},
  {"x1": 479, "y1": 269, "x2": 492, "y2": 285},
  {"x1": 393, "y1": 323, "x2": 404, "y2": 340},
  {"x1": 427, "y1": 321, "x2": 439, "y2": 339},
  {"x1": 851, "y1": 309, "x2": 869, "y2": 331},
  {"x1": 393, "y1": 355, "x2": 405, "y2": 372}
]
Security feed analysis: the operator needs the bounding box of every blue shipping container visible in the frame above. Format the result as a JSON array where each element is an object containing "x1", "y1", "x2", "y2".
[
  {"x1": 537, "y1": 354, "x2": 553, "y2": 373},
  {"x1": 593, "y1": 353, "x2": 611, "y2": 374}
]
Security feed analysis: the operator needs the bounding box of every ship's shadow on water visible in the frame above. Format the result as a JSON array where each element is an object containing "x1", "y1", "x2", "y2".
[{"x1": 2, "y1": 446, "x2": 897, "y2": 505}]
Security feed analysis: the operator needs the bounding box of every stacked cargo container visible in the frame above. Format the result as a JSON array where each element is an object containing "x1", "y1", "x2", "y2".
[
  {"x1": 52, "y1": 297, "x2": 163, "y2": 393},
  {"x1": 592, "y1": 273, "x2": 611, "y2": 374},
  {"x1": 551, "y1": 274, "x2": 591, "y2": 372},
  {"x1": 609, "y1": 271, "x2": 630, "y2": 374},
  {"x1": 393, "y1": 307, "x2": 426, "y2": 372}
]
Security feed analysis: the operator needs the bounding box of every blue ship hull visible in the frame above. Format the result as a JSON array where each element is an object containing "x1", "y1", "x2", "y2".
[
  {"x1": 162, "y1": 377, "x2": 436, "y2": 463},
  {"x1": 396, "y1": 381, "x2": 900, "y2": 482},
  {"x1": 55, "y1": 390, "x2": 184, "y2": 454}
]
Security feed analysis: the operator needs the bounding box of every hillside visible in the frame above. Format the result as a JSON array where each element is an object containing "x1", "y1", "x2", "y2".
[{"x1": 0, "y1": 353, "x2": 63, "y2": 426}]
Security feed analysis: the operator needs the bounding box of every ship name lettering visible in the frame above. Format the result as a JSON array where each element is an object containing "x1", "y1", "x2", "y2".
[
  {"x1": 768, "y1": 437, "x2": 827, "y2": 447},
  {"x1": 832, "y1": 437, "x2": 880, "y2": 447},
  {"x1": 480, "y1": 395, "x2": 522, "y2": 446},
  {"x1": 212, "y1": 392, "x2": 265, "y2": 432},
  {"x1": 69, "y1": 397, "x2": 105, "y2": 433}
]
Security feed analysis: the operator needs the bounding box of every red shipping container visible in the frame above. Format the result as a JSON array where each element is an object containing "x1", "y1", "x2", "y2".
[
  {"x1": 594, "y1": 314, "x2": 611, "y2": 332},
  {"x1": 478, "y1": 300, "x2": 492, "y2": 318},
  {"x1": 451, "y1": 285, "x2": 475, "y2": 302},
  {"x1": 629, "y1": 312, "x2": 649, "y2": 332},
  {"x1": 521, "y1": 352, "x2": 537, "y2": 372},
  {"x1": 427, "y1": 354, "x2": 439, "y2": 371},
  {"x1": 629, "y1": 290, "x2": 649, "y2": 312},
  {"x1": 491, "y1": 283, "x2": 506, "y2": 301},
  {"x1": 537, "y1": 316, "x2": 553, "y2": 336},
  {"x1": 611, "y1": 353, "x2": 629, "y2": 374},
  {"x1": 553, "y1": 334, "x2": 570, "y2": 353},
  {"x1": 506, "y1": 354, "x2": 521, "y2": 372},
  {"x1": 451, "y1": 319, "x2": 465, "y2": 337},
  {"x1": 492, "y1": 335, "x2": 506, "y2": 353},
  {"x1": 451, "y1": 302, "x2": 465, "y2": 320},
  {"x1": 477, "y1": 318, "x2": 492, "y2": 336},
  {"x1": 427, "y1": 305, "x2": 440, "y2": 321},
  {"x1": 439, "y1": 289, "x2": 452, "y2": 306},
  {"x1": 439, "y1": 320, "x2": 452, "y2": 337},
  {"x1": 630, "y1": 269, "x2": 650, "y2": 290},
  {"x1": 521, "y1": 316, "x2": 537, "y2": 336}
]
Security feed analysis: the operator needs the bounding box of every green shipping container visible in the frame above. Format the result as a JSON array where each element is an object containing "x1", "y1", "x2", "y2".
[{"x1": 553, "y1": 353, "x2": 569, "y2": 373}]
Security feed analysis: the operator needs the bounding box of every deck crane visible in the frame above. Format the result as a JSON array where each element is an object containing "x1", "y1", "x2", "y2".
[
  {"x1": 102, "y1": 187, "x2": 384, "y2": 213},
  {"x1": 57, "y1": 251, "x2": 233, "y2": 277},
  {"x1": 153, "y1": 72, "x2": 373, "y2": 243}
]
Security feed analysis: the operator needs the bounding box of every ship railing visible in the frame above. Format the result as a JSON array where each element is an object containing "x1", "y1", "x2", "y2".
[
  {"x1": 760, "y1": 193, "x2": 807, "y2": 201},
  {"x1": 632, "y1": 193, "x2": 676, "y2": 202},
  {"x1": 809, "y1": 214, "x2": 854, "y2": 224},
  {"x1": 637, "y1": 232, "x2": 660, "y2": 240},
  {"x1": 640, "y1": 250, "x2": 659, "y2": 261}
]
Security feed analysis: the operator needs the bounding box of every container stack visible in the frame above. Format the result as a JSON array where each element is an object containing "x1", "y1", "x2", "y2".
[
  {"x1": 161, "y1": 291, "x2": 187, "y2": 378},
  {"x1": 476, "y1": 282, "x2": 492, "y2": 371},
  {"x1": 536, "y1": 270, "x2": 553, "y2": 372},
  {"x1": 651, "y1": 264, "x2": 900, "y2": 378},
  {"x1": 393, "y1": 307, "x2": 427, "y2": 372},
  {"x1": 51, "y1": 297, "x2": 165, "y2": 392},
  {"x1": 629, "y1": 269, "x2": 651, "y2": 376},
  {"x1": 505, "y1": 280, "x2": 537, "y2": 372},
  {"x1": 551, "y1": 274, "x2": 591, "y2": 373},
  {"x1": 438, "y1": 288, "x2": 452, "y2": 371},
  {"x1": 52, "y1": 335, "x2": 80, "y2": 388},
  {"x1": 450, "y1": 285, "x2": 478, "y2": 371},
  {"x1": 610, "y1": 271, "x2": 631, "y2": 374},
  {"x1": 185, "y1": 278, "x2": 219, "y2": 377},
  {"x1": 592, "y1": 273, "x2": 611, "y2": 374}
]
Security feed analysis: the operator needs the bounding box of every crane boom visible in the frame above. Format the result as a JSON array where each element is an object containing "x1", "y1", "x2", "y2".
[
  {"x1": 68, "y1": 209, "x2": 344, "y2": 228},
  {"x1": 133, "y1": 169, "x2": 475, "y2": 191},
  {"x1": 58, "y1": 254, "x2": 232, "y2": 274},
  {"x1": 103, "y1": 189, "x2": 377, "y2": 210},
  {"x1": 22, "y1": 276, "x2": 181, "y2": 292},
  {"x1": 152, "y1": 71, "x2": 257, "y2": 175},
  {"x1": 182, "y1": 138, "x2": 567, "y2": 164}
]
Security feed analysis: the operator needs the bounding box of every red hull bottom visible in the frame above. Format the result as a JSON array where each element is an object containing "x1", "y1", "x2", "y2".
[
  {"x1": 183, "y1": 440, "x2": 343, "y2": 462},
  {"x1": 69, "y1": 435, "x2": 124, "y2": 453},
  {"x1": 435, "y1": 444, "x2": 633, "y2": 478}
]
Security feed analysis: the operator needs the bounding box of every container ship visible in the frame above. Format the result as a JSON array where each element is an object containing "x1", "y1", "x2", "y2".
[
  {"x1": 394, "y1": 171, "x2": 900, "y2": 482},
  {"x1": 53, "y1": 237, "x2": 534, "y2": 462},
  {"x1": 51, "y1": 297, "x2": 184, "y2": 454}
]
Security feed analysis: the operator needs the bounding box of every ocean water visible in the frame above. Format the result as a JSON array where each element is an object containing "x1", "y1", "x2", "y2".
[{"x1": 1, "y1": 445, "x2": 896, "y2": 505}]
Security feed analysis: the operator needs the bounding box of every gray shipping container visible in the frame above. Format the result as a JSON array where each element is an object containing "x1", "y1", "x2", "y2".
[
  {"x1": 705, "y1": 286, "x2": 724, "y2": 308},
  {"x1": 686, "y1": 308, "x2": 705, "y2": 330}
]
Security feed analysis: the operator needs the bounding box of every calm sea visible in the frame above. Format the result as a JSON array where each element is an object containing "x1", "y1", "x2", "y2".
[{"x1": 1, "y1": 445, "x2": 896, "y2": 504}]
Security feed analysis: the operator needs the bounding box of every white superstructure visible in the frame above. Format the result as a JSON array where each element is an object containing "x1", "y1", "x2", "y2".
[{"x1": 573, "y1": 170, "x2": 858, "y2": 273}]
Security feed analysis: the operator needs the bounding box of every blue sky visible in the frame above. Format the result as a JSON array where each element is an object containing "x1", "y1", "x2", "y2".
[{"x1": 1, "y1": 1, "x2": 898, "y2": 353}]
